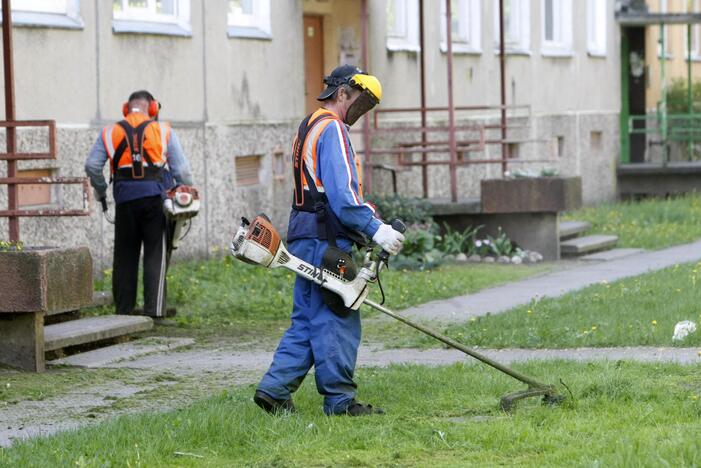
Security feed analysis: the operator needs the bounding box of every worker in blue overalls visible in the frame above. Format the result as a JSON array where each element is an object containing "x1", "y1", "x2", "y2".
[{"x1": 254, "y1": 65, "x2": 405, "y2": 416}]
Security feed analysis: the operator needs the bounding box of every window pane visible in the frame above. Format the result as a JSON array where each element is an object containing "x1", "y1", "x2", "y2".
[
  {"x1": 387, "y1": 0, "x2": 406, "y2": 38},
  {"x1": 128, "y1": 0, "x2": 147, "y2": 7},
  {"x1": 545, "y1": 0, "x2": 554, "y2": 41},
  {"x1": 157, "y1": 0, "x2": 175, "y2": 15},
  {"x1": 230, "y1": 0, "x2": 253, "y2": 16},
  {"x1": 113, "y1": 0, "x2": 122, "y2": 13}
]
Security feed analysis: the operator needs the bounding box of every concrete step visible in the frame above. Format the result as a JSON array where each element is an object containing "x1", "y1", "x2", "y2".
[
  {"x1": 559, "y1": 220, "x2": 592, "y2": 240},
  {"x1": 560, "y1": 234, "x2": 618, "y2": 256},
  {"x1": 44, "y1": 315, "x2": 153, "y2": 352},
  {"x1": 48, "y1": 336, "x2": 194, "y2": 368},
  {"x1": 580, "y1": 248, "x2": 645, "y2": 262}
]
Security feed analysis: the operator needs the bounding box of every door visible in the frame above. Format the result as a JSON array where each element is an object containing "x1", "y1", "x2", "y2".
[
  {"x1": 304, "y1": 15, "x2": 324, "y2": 115},
  {"x1": 626, "y1": 27, "x2": 646, "y2": 163}
]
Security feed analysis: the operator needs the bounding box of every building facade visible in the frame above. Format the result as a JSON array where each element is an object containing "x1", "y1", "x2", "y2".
[{"x1": 0, "y1": 0, "x2": 621, "y2": 270}]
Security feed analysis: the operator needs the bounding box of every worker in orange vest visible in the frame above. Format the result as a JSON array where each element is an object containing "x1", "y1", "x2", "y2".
[{"x1": 85, "y1": 90, "x2": 193, "y2": 318}]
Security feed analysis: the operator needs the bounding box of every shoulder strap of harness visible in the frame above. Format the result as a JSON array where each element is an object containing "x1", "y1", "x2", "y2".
[
  {"x1": 114, "y1": 119, "x2": 158, "y2": 180},
  {"x1": 292, "y1": 111, "x2": 339, "y2": 246}
]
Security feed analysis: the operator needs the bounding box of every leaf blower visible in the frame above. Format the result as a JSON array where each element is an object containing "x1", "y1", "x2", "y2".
[{"x1": 230, "y1": 214, "x2": 567, "y2": 411}]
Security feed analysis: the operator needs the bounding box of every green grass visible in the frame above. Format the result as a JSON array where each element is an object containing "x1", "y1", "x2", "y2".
[
  {"x1": 563, "y1": 192, "x2": 701, "y2": 249},
  {"x1": 2, "y1": 361, "x2": 701, "y2": 467},
  {"x1": 92, "y1": 256, "x2": 548, "y2": 338},
  {"x1": 369, "y1": 261, "x2": 701, "y2": 350}
]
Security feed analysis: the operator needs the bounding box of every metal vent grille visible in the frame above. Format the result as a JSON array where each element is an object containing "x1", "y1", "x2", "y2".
[
  {"x1": 277, "y1": 251, "x2": 290, "y2": 264},
  {"x1": 236, "y1": 155, "x2": 261, "y2": 186}
]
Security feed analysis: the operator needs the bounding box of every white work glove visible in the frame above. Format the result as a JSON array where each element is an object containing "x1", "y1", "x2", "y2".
[{"x1": 372, "y1": 223, "x2": 405, "y2": 256}]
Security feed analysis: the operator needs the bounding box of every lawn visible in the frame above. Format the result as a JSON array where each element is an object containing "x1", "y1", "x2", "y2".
[
  {"x1": 563, "y1": 192, "x2": 701, "y2": 249},
  {"x1": 2, "y1": 360, "x2": 700, "y2": 467},
  {"x1": 366, "y1": 261, "x2": 701, "y2": 350},
  {"x1": 91, "y1": 256, "x2": 548, "y2": 339}
]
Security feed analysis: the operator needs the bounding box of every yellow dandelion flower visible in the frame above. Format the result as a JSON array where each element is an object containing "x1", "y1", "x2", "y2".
[
  {"x1": 591, "y1": 326, "x2": 597, "y2": 331},
  {"x1": 652, "y1": 320, "x2": 657, "y2": 326},
  {"x1": 527, "y1": 309, "x2": 533, "y2": 314}
]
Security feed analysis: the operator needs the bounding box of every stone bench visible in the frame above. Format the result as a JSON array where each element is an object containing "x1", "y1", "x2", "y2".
[{"x1": 0, "y1": 247, "x2": 93, "y2": 371}]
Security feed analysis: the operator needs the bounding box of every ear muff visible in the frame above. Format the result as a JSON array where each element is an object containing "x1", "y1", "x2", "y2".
[
  {"x1": 122, "y1": 98, "x2": 160, "y2": 117},
  {"x1": 148, "y1": 100, "x2": 161, "y2": 118}
]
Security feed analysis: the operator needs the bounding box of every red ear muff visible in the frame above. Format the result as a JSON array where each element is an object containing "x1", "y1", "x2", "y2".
[
  {"x1": 122, "y1": 103, "x2": 129, "y2": 117},
  {"x1": 148, "y1": 100, "x2": 160, "y2": 118}
]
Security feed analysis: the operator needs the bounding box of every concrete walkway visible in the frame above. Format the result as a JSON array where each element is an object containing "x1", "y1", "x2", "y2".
[{"x1": 401, "y1": 239, "x2": 701, "y2": 322}]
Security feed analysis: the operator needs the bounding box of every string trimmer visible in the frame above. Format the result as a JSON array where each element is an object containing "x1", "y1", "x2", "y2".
[{"x1": 230, "y1": 214, "x2": 566, "y2": 411}]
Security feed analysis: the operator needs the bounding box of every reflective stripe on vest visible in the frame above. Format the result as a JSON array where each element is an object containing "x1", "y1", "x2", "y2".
[{"x1": 103, "y1": 113, "x2": 170, "y2": 172}]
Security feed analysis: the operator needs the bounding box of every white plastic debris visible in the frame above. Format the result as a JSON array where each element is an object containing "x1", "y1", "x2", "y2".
[{"x1": 672, "y1": 320, "x2": 697, "y2": 341}]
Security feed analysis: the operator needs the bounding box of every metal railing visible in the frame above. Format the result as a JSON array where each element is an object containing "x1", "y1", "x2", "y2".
[{"x1": 357, "y1": 104, "x2": 553, "y2": 198}]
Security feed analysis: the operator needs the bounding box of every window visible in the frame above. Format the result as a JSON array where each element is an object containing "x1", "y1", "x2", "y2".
[
  {"x1": 386, "y1": 0, "x2": 420, "y2": 52},
  {"x1": 440, "y1": 0, "x2": 481, "y2": 54},
  {"x1": 658, "y1": 0, "x2": 672, "y2": 58},
  {"x1": 3, "y1": 0, "x2": 83, "y2": 29},
  {"x1": 587, "y1": 0, "x2": 607, "y2": 56},
  {"x1": 494, "y1": 0, "x2": 530, "y2": 54},
  {"x1": 228, "y1": 0, "x2": 271, "y2": 39},
  {"x1": 541, "y1": 0, "x2": 573, "y2": 56},
  {"x1": 112, "y1": 0, "x2": 191, "y2": 37},
  {"x1": 686, "y1": 0, "x2": 701, "y2": 59}
]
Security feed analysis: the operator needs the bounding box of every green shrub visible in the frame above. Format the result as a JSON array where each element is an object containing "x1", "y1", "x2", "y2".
[
  {"x1": 667, "y1": 78, "x2": 701, "y2": 114},
  {"x1": 365, "y1": 193, "x2": 433, "y2": 225},
  {"x1": 437, "y1": 223, "x2": 482, "y2": 256},
  {"x1": 0, "y1": 240, "x2": 23, "y2": 252}
]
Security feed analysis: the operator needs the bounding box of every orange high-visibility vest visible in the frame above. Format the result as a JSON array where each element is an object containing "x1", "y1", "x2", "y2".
[{"x1": 101, "y1": 112, "x2": 171, "y2": 179}]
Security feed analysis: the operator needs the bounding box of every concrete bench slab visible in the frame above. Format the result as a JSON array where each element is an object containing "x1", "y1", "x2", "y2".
[
  {"x1": 580, "y1": 248, "x2": 645, "y2": 262},
  {"x1": 45, "y1": 316, "x2": 153, "y2": 352},
  {"x1": 559, "y1": 220, "x2": 592, "y2": 240},
  {"x1": 48, "y1": 337, "x2": 194, "y2": 368},
  {"x1": 561, "y1": 235, "x2": 618, "y2": 256}
]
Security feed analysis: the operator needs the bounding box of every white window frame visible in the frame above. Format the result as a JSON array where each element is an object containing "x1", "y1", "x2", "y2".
[
  {"x1": 227, "y1": 0, "x2": 272, "y2": 40},
  {"x1": 4, "y1": 0, "x2": 83, "y2": 29},
  {"x1": 658, "y1": 0, "x2": 672, "y2": 58},
  {"x1": 685, "y1": 0, "x2": 701, "y2": 60},
  {"x1": 386, "y1": 0, "x2": 420, "y2": 53},
  {"x1": 440, "y1": 0, "x2": 481, "y2": 54},
  {"x1": 541, "y1": 0, "x2": 573, "y2": 57},
  {"x1": 494, "y1": 0, "x2": 531, "y2": 55},
  {"x1": 112, "y1": 0, "x2": 191, "y2": 37},
  {"x1": 587, "y1": 0, "x2": 607, "y2": 57}
]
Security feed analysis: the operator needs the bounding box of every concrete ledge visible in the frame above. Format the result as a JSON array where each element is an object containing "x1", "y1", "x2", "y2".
[
  {"x1": 0, "y1": 247, "x2": 92, "y2": 314},
  {"x1": 560, "y1": 220, "x2": 591, "y2": 240},
  {"x1": 481, "y1": 177, "x2": 582, "y2": 214},
  {"x1": 618, "y1": 162, "x2": 701, "y2": 198},
  {"x1": 49, "y1": 337, "x2": 194, "y2": 368},
  {"x1": 561, "y1": 235, "x2": 618, "y2": 255},
  {"x1": 45, "y1": 316, "x2": 153, "y2": 352}
]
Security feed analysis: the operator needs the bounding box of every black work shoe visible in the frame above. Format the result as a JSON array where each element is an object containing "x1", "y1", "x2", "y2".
[
  {"x1": 253, "y1": 390, "x2": 295, "y2": 414},
  {"x1": 342, "y1": 400, "x2": 385, "y2": 416}
]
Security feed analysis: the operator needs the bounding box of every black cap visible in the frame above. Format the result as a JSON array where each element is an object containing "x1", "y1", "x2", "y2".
[{"x1": 317, "y1": 64, "x2": 364, "y2": 101}]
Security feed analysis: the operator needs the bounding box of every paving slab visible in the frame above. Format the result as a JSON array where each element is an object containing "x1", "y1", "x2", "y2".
[
  {"x1": 48, "y1": 337, "x2": 195, "y2": 368},
  {"x1": 44, "y1": 316, "x2": 153, "y2": 351},
  {"x1": 561, "y1": 234, "x2": 618, "y2": 255},
  {"x1": 580, "y1": 248, "x2": 645, "y2": 262},
  {"x1": 401, "y1": 238, "x2": 701, "y2": 323}
]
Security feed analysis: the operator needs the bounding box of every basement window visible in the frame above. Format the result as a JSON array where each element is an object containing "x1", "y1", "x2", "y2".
[
  {"x1": 236, "y1": 155, "x2": 261, "y2": 186},
  {"x1": 17, "y1": 169, "x2": 53, "y2": 208},
  {"x1": 3, "y1": 0, "x2": 83, "y2": 29}
]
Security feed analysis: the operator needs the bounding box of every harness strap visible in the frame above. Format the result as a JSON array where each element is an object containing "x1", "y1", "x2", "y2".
[
  {"x1": 115, "y1": 119, "x2": 158, "y2": 180},
  {"x1": 293, "y1": 112, "x2": 339, "y2": 246}
]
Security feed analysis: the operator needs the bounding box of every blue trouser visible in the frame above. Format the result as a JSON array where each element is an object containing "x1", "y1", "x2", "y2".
[{"x1": 257, "y1": 237, "x2": 361, "y2": 415}]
